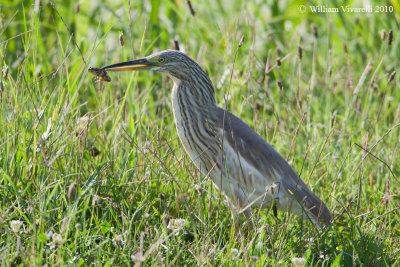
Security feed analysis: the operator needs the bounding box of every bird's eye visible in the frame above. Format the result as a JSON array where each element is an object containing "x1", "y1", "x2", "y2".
[{"x1": 158, "y1": 57, "x2": 165, "y2": 63}]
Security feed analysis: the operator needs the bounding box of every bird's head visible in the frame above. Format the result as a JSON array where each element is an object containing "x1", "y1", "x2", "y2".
[
  {"x1": 101, "y1": 49, "x2": 215, "y2": 104},
  {"x1": 102, "y1": 50, "x2": 202, "y2": 82}
]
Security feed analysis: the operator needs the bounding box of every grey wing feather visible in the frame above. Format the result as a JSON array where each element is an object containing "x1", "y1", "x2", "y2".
[{"x1": 214, "y1": 108, "x2": 332, "y2": 225}]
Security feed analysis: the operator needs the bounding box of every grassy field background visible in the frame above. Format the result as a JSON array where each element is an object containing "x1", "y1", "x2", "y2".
[{"x1": 1, "y1": 0, "x2": 399, "y2": 265}]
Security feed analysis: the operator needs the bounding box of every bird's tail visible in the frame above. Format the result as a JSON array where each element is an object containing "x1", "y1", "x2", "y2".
[
  {"x1": 305, "y1": 196, "x2": 333, "y2": 227},
  {"x1": 283, "y1": 179, "x2": 333, "y2": 227}
]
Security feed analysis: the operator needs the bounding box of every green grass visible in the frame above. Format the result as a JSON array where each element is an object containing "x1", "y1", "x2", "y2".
[{"x1": 1, "y1": 0, "x2": 399, "y2": 265}]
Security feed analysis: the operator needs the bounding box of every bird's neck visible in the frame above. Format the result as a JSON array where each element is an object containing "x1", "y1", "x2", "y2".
[
  {"x1": 170, "y1": 80, "x2": 219, "y2": 172},
  {"x1": 169, "y1": 76, "x2": 216, "y2": 108}
]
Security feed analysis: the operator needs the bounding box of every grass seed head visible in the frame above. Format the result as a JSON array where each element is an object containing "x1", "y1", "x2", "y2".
[
  {"x1": 388, "y1": 29, "x2": 393, "y2": 45},
  {"x1": 119, "y1": 32, "x2": 124, "y2": 46},
  {"x1": 311, "y1": 24, "x2": 318, "y2": 38},
  {"x1": 380, "y1": 29, "x2": 386, "y2": 40},
  {"x1": 162, "y1": 214, "x2": 170, "y2": 225},
  {"x1": 173, "y1": 36, "x2": 180, "y2": 51},
  {"x1": 388, "y1": 71, "x2": 396, "y2": 83},
  {"x1": 276, "y1": 47, "x2": 281, "y2": 57},
  {"x1": 187, "y1": 0, "x2": 195, "y2": 16},
  {"x1": 67, "y1": 182, "x2": 77, "y2": 201},
  {"x1": 276, "y1": 57, "x2": 281, "y2": 67},
  {"x1": 74, "y1": 2, "x2": 80, "y2": 13},
  {"x1": 238, "y1": 35, "x2": 245, "y2": 48},
  {"x1": 277, "y1": 80, "x2": 283, "y2": 90},
  {"x1": 2, "y1": 65, "x2": 8, "y2": 78},
  {"x1": 298, "y1": 46, "x2": 303, "y2": 60}
]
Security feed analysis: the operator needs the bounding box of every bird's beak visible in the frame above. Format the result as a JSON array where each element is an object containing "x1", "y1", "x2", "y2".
[{"x1": 101, "y1": 58, "x2": 158, "y2": 72}]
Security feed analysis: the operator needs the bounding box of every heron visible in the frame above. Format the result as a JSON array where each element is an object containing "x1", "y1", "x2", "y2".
[{"x1": 98, "y1": 50, "x2": 333, "y2": 227}]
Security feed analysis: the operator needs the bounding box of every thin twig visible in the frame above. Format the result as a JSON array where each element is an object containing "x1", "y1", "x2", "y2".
[{"x1": 50, "y1": 1, "x2": 86, "y2": 64}]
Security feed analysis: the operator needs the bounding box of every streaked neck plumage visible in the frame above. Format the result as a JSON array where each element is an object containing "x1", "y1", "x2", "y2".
[
  {"x1": 169, "y1": 67, "x2": 220, "y2": 173},
  {"x1": 167, "y1": 57, "x2": 216, "y2": 107}
]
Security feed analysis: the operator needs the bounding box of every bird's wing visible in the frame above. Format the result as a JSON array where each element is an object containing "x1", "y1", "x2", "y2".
[{"x1": 213, "y1": 108, "x2": 332, "y2": 225}]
